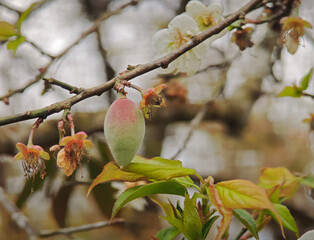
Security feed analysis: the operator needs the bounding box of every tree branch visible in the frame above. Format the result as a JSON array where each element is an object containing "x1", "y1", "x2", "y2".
[
  {"x1": 42, "y1": 77, "x2": 83, "y2": 94},
  {"x1": 0, "y1": 2, "x2": 22, "y2": 14},
  {"x1": 38, "y1": 218, "x2": 124, "y2": 238},
  {"x1": 0, "y1": 0, "x2": 264, "y2": 126},
  {"x1": 0, "y1": 0, "x2": 139, "y2": 103},
  {"x1": 0, "y1": 187, "x2": 38, "y2": 240}
]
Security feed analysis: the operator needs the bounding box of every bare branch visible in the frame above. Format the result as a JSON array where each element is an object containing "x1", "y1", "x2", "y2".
[
  {"x1": 0, "y1": 0, "x2": 139, "y2": 102},
  {"x1": 0, "y1": 2, "x2": 22, "y2": 14},
  {"x1": 38, "y1": 218, "x2": 124, "y2": 238},
  {"x1": 171, "y1": 103, "x2": 209, "y2": 159},
  {"x1": 0, "y1": 0, "x2": 264, "y2": 126},
  {"x1": 42, "y1": 77, "x2": 83, "y2": 94},
  {"x1": 0, "y1": 187, "x2": 38, "y2": 240}
]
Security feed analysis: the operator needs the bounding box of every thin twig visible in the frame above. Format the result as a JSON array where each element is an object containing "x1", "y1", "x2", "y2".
[
  {"x1": 0, "y1": 0, "x2": 265, "y2": 126},
  {"x1": 38, "y1": 218, "x2": 124, "y2": 238},
  {"x1": 171, "y1": 103, "x2": 210, "y2": 159},
  {"x1": 0, "y1": 2, "x2": 22, "y2": 14},
  {"x1": 0, "y1": 0, "x2": 139, "y2": 103},
  {"x1": 0, "y1": 187, "x2": 38, "y2": 240},
  {"x1": 303, "y1": 92, "x2": 314, "y2": 99},
  {"x1": 42, "y1": 78, "x2": 83, "y2": 94},
  {"x1": 96, "y1": 28, "x2": 116, "y2": 103},
  {"x1": 27, "y1": 41, "x2": 54, "y2": 58},
  {"x1": 0, "y1": 61, "x2": 53, "y2": 103}
]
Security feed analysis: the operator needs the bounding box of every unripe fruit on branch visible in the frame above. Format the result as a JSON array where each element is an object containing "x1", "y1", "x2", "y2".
[{"x1": 104, "y1": 96, "x2": 145, "y2": 167}]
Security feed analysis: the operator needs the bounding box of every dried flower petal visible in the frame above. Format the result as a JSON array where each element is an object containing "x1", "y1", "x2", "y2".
[
  {"x1": 56, "y1": 132, "x2": 94, "y2": 176},
  {"x1": 14, "y1": 142, "x2": 49, "y2": 179}
]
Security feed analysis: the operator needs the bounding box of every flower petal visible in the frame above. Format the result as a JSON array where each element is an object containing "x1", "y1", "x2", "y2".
[
  {"x1": 153, "y1": 28, "x2": 174, "y2": 53},
  {"x1": 83, "y1": 140, "x2": 94, "y2": 150},
  {"x1": 16, "y1": 143, "x2": 28, "y2": 154},
  {"x1": 153, "y1": 84, "x2": 167, "y2": 94},
  {"x1": 57, "y1": 149, "x2": 66, "y2": 167},
  {"x1": 207, "y1": 3, "x2": 223, "y2": 22},
  {"x1": 39, "y1": 150, "x2": 50, "y2": 160},
  {"x1": 60, "y1": 136, "x2": 72, "y2": 146},
  {"x1": 168, "y1": 14, "x2": 198, "y2": 36},
  {"x1": 74, "y1": 131, "x2": 87, "y2": 141},
  {"x1": 186, "y1": 1, "x2": 207, "y2": 19},
  {"x1": 180, "y1": 50, "x2": 201, "y2": 75},
  {"x1": 14, "y1": 152, "x2": 24, "y2": 161}
]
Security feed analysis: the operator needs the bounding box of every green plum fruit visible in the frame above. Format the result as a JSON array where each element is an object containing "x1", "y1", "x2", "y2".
[{"x1": 104, "y1": 97, "x2": 145, "y2": 167}]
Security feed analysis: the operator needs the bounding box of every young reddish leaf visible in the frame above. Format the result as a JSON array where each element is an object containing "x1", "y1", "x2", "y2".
[
  {"x1": 300, "y1": 68, "x2": 313, "y2": 90},
  {"x1": 0, "y1": 21, "x2": 16, "y2": 40},
  {"x1": 233, "y1": 209, "x2": 259, "y2": 239},
  {"x1": 207, "y1": 177, "x2": 233, "y2": 240},
  {"x1": 124, "y1": 156, "x2": 196, "y2": 181},
  {"x1": 216, "y1": 179, "x2": 285, "y2": 238},
  {"x1": 154, "y1": 226, "x2": 180, "y2": 240},
  {"x1": 277, "y1": 86, "x2": 302, "y2": 98},
  {"x1": 217, "y1": 179, "x2": 274, "y2": 209},
  {"x1": 183, "y1": 195, "x2": 202, "y2": 240},
  {"x1": 259, "y1": 167, "x2": 301, "y2": 198},
  {"x1": 271, "y1": 203, "x2": 299, "y2": 235},
  {"x1": 111, "y1": 181, "x2": 187, "y2": 220},
  {"x1": 87, "y1": 162, "x2": 145, "y2": 196}
]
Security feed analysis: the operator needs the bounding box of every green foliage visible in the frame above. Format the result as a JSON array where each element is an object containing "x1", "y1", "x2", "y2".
[
  {"x1": 300, "y1": 68, "x2": 313, "y2": 90},
  {"x1": 17, "y1": 2, "x2": 41, "y2": 30},
  {"x1": 182, "y1": 195, "x2": 203, "y2": 240},
  {"x1": 88, "y1": 155, "x2": 196, "y2": 195},
  {"x1": 233, "y1": 209, "x2": 259, "y2": 239},
  {"x1": 300, "y1": 173, "x2": 314, "y2": 188},
  {"x1": 111, "y1": 181, "x2": 187, "y2": 219},
  {"x1": 201, "y1": 216, "x2": 219, "y2": 240},
  {"x1": 0, "y1": 21, "x2": 16, "y2": 40},
  {"x1": 278, "y1": 68, "x2": 313, "y2": 98},
  {"x1": 7, "y1": 35, "x2": 26, "y2": 55},
  {"x1": 154, "y1": 226, "x2": 180, "y2": 240},
  {"x1": 228, "y1": 20, "x2": 244, "y2": 31},
  {"x1": 277, "y1": 86, "x2": 303, "y2": 98},
  {"x1": 271, "y1": 204, "x2": 299, "y2": 235}
]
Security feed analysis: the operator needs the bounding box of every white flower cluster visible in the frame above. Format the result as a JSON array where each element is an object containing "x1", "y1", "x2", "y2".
[{"x1": 153, "y1": 1, "x2": 226, "y2": 75}]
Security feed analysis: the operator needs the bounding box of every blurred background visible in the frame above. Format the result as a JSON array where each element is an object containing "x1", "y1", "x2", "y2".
[{"x1": 0, "y1": 0, "x2": 313, "y2": 239}]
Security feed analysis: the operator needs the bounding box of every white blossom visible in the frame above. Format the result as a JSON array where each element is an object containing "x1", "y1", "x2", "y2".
[{"x1": 153, "y1": 14, "x2": 206, "y2": 75}]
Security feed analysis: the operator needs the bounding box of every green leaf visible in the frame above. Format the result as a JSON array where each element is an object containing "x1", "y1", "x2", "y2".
[
  {"x1": 233, "y1": 209, "x2": 259, "y2": 239},
  {"x1": 300, "y1": 173, "x2": 314, "y2": 188},
  {"x1": 228, "y1": 20, "x2": 244, "y2": 31},
  {"x1": 124, "y1": 156, "x2": 196, "y2": 181},
  {"x1": 111, "y1": 181, "x2": 187, "y2": 219},
  {"x1": 87, "y1": 162, "x2": 145, "y2": 196},
  {"x1": 172, "y1": 176, "x2": 199, "y2": 189},
  {"x1": 271, "y1": 204, "x2": 299, "y2": 235},
  {"x1": 202, "y1": 215, "x2": 219, "y2": 240},
  {"x1": 17, "y1": 2, "x2": 41, "y2": 30},
  {"x1": 0, "y1": 21, "x2": 16, "y2": 40},
  {"x1": 154, "y1": 226, "x2": 180, "y2": 240},
  {"x1": 300, "y1": 68, "x2": 313, "y2": 90},
  {"x1": 277, "y1": 86, "x2": 302, "y2": 98},
  {"x1": 191, "y1": 192, "x2": 208, "y2": 200},
  {"x1": 182, "y1": 195, "x2": 202, "y2": 240},
  {"x1": 7, "y1": 35, "x2": 26, "y2": 55}
]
